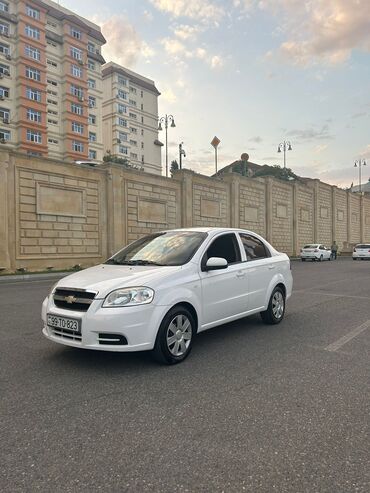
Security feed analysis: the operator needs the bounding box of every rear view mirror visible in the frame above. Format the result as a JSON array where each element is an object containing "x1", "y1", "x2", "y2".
[{"x1": 205, "y1": 257, "x2": 228, "y2": 271}]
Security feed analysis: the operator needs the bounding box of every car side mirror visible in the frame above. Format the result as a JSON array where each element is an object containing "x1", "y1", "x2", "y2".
[{"x1": 205, "y1": 257, "x2": 228, "y2": 271}]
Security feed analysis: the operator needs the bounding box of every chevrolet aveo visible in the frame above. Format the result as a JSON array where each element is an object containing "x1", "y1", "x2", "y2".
[{"x1": 42, "y1": 228, "x2": 293, "y2": 364}]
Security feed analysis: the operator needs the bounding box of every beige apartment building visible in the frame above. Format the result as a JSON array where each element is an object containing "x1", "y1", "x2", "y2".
[
  {"x1": 0, "y1": 0, "x2": 105, "y2": 161},
  {"x1": 102, "y1": 62, "x2": 162, "y2": 175}
]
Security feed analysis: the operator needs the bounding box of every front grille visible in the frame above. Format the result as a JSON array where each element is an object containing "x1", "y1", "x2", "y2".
[
  {"x1": 98, "y1": 333, "x2": 128, "y2": 346},
  {"x1": 51, "y1": 327, "x2": 82, "y2": 342},
  {"x1": 53, "y1": 288, "x2": 96, "y2": 312}
]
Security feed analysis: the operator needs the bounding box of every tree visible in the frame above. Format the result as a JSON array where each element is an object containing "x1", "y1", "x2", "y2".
[
  {"x1": 232, "y1": 160, "x2": 248, "y2": 176},
  {"x1": 170, "y1": 159, "x2": 179, "y2": 175}
]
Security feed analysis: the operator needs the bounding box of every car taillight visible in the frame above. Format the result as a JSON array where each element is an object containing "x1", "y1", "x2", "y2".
[
  {"x1": 353, "y1": 248, "x2": 356, "y2": 252},
  {"x1": 300, "y1": 249, "x2": 303, "y2": 253}
]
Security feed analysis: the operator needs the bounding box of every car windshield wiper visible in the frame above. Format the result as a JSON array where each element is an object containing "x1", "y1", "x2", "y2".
[{"x1": 105, "y1": 259, "x2": 164, "y2": 266}]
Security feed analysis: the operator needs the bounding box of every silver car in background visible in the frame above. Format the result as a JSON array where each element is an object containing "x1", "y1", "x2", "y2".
[
  {"x1": 300, "y1": 244, "x2": 332, "y2": 262},
  {"x1": 352, "y1": 244, "x2": 370, "y2": 260}
]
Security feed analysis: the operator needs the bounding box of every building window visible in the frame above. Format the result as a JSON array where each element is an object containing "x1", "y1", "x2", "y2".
[
  {"x1": 87, "y1": 42, "x2": 95, "y2": 53},
  {"x1": 141, "y1": 103, "x2": 144, "y2": 111},
  {"x1": 46, "y1": 39, "x2": 57, "y2": 47},
  {"x1": 46, "y1": 58, "x2": 58, "y2": 67},
  {"x1": 0, "y1": 86, "x2": 9, "y2": 98},
  {"x1": 27, "y1": 129, "x2": 42, "y2": 143},
  {"x1": 141, "y1": 142, "x2": 144, "y2": 149},
  {"x1": 141, "y1": 116, "x2": 144, "y2": 123},
  {"x1": 26, "y1": 87, "x2": 41, "y2": 102},
  {"x1": 141, "y1": 129, "x2": 144, "y2": 136},
  {"x1": 26, "y1": 66, "x2": 41, "y2": 81},
  {"x1": 0, "y1": 107, "x2": 9, "y2": 122},
  {"x1": 0, "y1": 128, "x2": 10, "y2": 141},
  {"x1": 26, "y1": 5, "x2": 40, "y2": 20},
  {"x1": 47, "y1": 89, "x2": 57, "y2": 96},
  {"x1": 71, "y1": 103, "x2": 83, "y2": 115},
  {"x1": 25, "y1": 25, "x2": 40, "y2": 40},
  {"x1": 89, "y1": 149, "x2": 97, "y2": 159},
  {"x1": 118, "y1": 89, "x2": 128, "y2": 100},
  {"x1": 0, "y1": 22, "x2": 9, "y2": 36},
  {"x1": 46, "y1": 20, "x2": 57, "y2": 28},
  {"x1": 70, "y1": 84, "x2": 84, "y2": 98},
  {"x1": 72, "y1": 140, "x2": 84, "y2": 152},
  {"x1": 0, "y1": 42, "x2": 9, "y2": 56},
  {"x1": 130, "y1": 127, "x2": 137, "y2": 134},
  {"x1": 130, "y1": 87, "x2": 137, "y2": 94},
  {"x1": 117, "y1": 103, "x2": 127, "y2": 114},
  {"x1": 118, "y1": 132, "x2": 128, "y2": 141},
  {"x1": 141, "y1": 155, "x2": 145, "y2": 163},
  {"x1": 27, "y1": 108, "x2": 41, "y2": 123},
  {"x1": 0, "y1": 64, "x2": 9, "y2": 77},
  {"x1": 89, "y1": 132, "x2": 96, "y2": 142},
  {"x1": 129, "y1": 99, "x2": 136, "y2": 107},
  {"x1": 87, "y1": 78, "x2": 96, "y2": 89},
  {"x1": 71, "y1": 27, "x2": 81, "y2": 40},
  {"x1": 129, "y1": 112, "x2": 137, "y2": 119},
  {"x1": 72, "y1": 121, "x2": 84, "y2": 134},
  {"x1": 87, "y1": 59, "x2": 95, "y2": 71},
  {"x1": 130, "y1": 152, "x2": 138, "y2": 160},
  {"x1": 118, "y1": 76, "x2": 127, "y2": 86},
  {"x1": 0, "y1": 2, "x2": 9, "y2": 13},
  {"x1": 47, "y1": 118, "x2": 57, "y2": 125},
  {"x1": 70, "y1": 46, "x2": 82, "y2": 60},
  {"x1": 47, "y1": 99, "x2": 57, "y2": 105},
  {"x1": 25, "y1": 44, "x2": 40, "y2": 61},
  {"x1": 141, "y1": 90, "x2": 143, "y2": 98},
  {"x1": 88, "y1": 96, "x2": 96, "y2": 108},
  {"x1": 47, "y1": 109, "x2": 58, "y2": 115},
  {"x1": 130, "y1": 139, "x2": 137, "y2": 147},
  {"x1": 47, "y1": 78, "x2": 57, "y2": 87},
  {"x1": 119, "y1": 145, "x2": 128, "y2": 155},
  {"x1": 88, "y1": 114, "x2": 96, "y2": 125},
  {"x1": 118, "y1": 117, "x2": 127, "y2": 127},
  {"x1": 48, "y1": 138, "x2": 58, "y2": 145},
  {"x1": 71, "y1": 64, "x2": 82, "y2": 78}
]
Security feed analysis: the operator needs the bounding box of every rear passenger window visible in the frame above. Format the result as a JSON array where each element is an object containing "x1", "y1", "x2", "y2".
[
  {"x1": 240, "y1": 234, "x2": 269, "y2": 261},
  {"x1": 203, "y1": 233, "x2": 241, "y2": 266}
]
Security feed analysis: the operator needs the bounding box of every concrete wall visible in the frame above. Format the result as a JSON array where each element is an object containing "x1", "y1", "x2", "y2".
[{"x1": 1, "y1": 150, "x2": 370, "y2": 272}]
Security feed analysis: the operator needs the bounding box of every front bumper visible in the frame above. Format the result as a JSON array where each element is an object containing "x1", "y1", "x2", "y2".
[{"x1": 42, "y1": 296, "x2": 168, "y2": 352}]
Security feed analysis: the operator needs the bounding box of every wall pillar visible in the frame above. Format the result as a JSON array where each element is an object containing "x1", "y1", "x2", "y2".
[
  {"x1": 292, "y1": 182, "x2": 299, "y2": 256},
  {"x1": 347, "y1": 191, "x2": 352, "y2": 247},
  {"x1": 332, "y1": 187, "x2": 337, "y2": 243},
  {"x1": 313, "y1": 180, "x2": 319, "y2": 242},
  {"x1": 106, "y1": 165, "x2": 126, "y2": 256},
  {"x1": 173, "y1": 169, "x2": 194, "y2": 227},
  {"x1": 223, "y1": 174, "x2": 240, "y2": 228},
  {"x1": 360, "y1": 194, "x2": 365, "y2": 243},
  {"x1": 0, "y1": 152, "x2": 10, "y2": 270},
  {"x1": 265, "y1": 178, "x2": 273, "y2": 243}
]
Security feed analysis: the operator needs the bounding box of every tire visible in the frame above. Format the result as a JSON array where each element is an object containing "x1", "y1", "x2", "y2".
[
  {"x1": 301, "y1": 258, "x2": 306, "y2": 262},
  {"x1": 152, "y1": 306, "x2": 195, "y2": 365},
  {"x1": 328, "y1": 256, "x2": 331, "y2": 261},
  {"x1": 353, "y1": 258, "x2": 357, "y2": 261},
  {"x1": 260, "y1": 286, "x2": 286, "y2": 325},
  {"x1": 319, "y1": 255, "x2": 323, "y2": 262}
]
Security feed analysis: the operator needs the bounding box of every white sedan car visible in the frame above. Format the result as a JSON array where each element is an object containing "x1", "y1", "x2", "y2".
[
  {"x1": 42, "y1": 228, "x2": 293, "y2": 364},
  {"x1": 352, "y1": 244, "x2": 370, "y2": 260},
  {"x1": 300, "y1": 244, "x2": 332, "y2": 262}
]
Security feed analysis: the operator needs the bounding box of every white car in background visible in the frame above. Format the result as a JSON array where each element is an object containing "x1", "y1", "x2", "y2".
[
  {"x1": 42, "y1": 228, "x2": 293, "y2": 365},
  {"x1": 300, "y1": 244, "x2": 332, "y2": 262},
  {"x1": 352, "y1": 244, "x2": 370, "y2": 260}
]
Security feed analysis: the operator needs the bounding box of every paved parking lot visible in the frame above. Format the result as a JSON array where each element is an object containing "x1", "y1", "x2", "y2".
[{"x1": 0, "y1": 258, "x2": 369, "y2": 493}]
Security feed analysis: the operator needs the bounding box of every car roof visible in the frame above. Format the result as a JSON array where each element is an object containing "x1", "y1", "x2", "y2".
[{"x1": 168, "y1": 227, "x2": 256, "y2": 234}]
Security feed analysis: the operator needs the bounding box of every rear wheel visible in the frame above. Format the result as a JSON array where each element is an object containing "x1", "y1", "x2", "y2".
[
  {"x1": 152, "y1": 306, "x2": 195, "y2": 365},
  {"x1": 301, "y1": 258, "x2": 306, "y2": 262},
  {"x1": 319, "y1": 255, "x2": 323, "y2": 262},
  {"x1": 260, "y1": 286, "x2": 285, "y2": 325}
]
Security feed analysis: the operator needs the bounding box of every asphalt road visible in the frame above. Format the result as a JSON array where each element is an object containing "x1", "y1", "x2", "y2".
[{"x1": 1, "y1": 258, "x2": 369, "y2": 493}]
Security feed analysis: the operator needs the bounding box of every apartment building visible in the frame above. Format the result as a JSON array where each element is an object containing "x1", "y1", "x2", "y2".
[
  {"x1": 0, "y1": 0, "x2": 105, "y2": 161},
  {"x1": 102, "y1": 62, "x2": 162, "y2": 175}
]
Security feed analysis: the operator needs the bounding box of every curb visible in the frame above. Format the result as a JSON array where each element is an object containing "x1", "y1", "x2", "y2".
[{"x1": 0, "y1": 272, "x2": 71, "y2": 283}]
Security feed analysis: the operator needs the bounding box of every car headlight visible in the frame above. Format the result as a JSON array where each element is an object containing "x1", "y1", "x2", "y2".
[
  {"x1": 103, "y1": 287, "x2": 154, "y2": 307},
  {"x1": 49, "y1": 282, "x2": 58, "y2": 296}
]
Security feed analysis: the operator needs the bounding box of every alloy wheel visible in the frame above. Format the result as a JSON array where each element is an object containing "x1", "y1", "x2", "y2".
[
  {"x1": 166, "y1": 315, "x2": 192, "y2": 356},
  {"x1": 272, "y1": 291, "x2": 284, "y2": 319}
]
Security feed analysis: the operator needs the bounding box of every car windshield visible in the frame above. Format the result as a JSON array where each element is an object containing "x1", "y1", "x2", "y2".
[
  {"x1": 356, "y1": 244, "x2": 370, "y2": 249},
  {"x1": 303, "y1": 244, "x2": 318, "y2": 249},
  {"x1": 105, "y1": 231, "x2": 207, "y2": 266}
]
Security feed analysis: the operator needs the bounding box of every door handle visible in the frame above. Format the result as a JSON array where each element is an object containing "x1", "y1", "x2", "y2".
[
  {"x1": 236, "y1": 272, "x2": 246, "y2": 278},
  {"x1": 268, "y1": 265, "x2": 275, "y2": 270}
]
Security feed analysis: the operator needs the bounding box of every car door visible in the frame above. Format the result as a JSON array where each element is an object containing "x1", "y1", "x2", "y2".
[
  {"x1": 199, "y1": 233, "x2": 247, "y2": 327},
  {"x1": 238, "y1": 233, "x2": 274, "y2": 311}
]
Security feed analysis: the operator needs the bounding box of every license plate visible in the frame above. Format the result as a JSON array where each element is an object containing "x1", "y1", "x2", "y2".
[{"x1": 47, "y1": 314, "x2": 81, "y2": 332}]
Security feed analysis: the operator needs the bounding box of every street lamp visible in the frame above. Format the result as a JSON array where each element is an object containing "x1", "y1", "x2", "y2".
[
  {"x1": 354, "y1": 159, "x2": 366, "y2": 193},
  {"x1": 158, "y1": 114, "x2": 176, "y2": 177},
  {"x1": 179, "y1": 142, "x2": 186, "y2": 169},
  {"x1": 277, "y1": 140, "x2": 293, "y2": 169}
]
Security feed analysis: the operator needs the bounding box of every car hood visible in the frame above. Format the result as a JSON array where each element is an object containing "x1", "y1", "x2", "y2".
[{"x1": 56, "y1": 264, "x2": 182, "y2": 298}]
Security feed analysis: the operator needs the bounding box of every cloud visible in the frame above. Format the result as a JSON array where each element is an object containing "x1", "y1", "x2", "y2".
[
  {"x1": 94, "y1": 15, "x2": 153, "y2": 67},
  {"x1": 287, "y1": 123, "x2": 333, "y2": 142},
  {"x1": 172, "y1": 24, "x2": 202, "y2": 40},
  {"x1": 314, "y1": 144, "x2": 328, "y2": 154},
  {"x1": 260, "y1": 0, "x2": 370, "y2": 67},
  {"x1": 352, "y1": 112, "x2": 367, "y2": 119},
  {"x1": 160, "y1": 38, "x2": 225, "y2": 69},
  {"x1": 161, "y1": 87, "x2": 177, "y2": 103},
  {"x1": 249, "y1": 136, "x2": 263, "y2": 143},
  {"x1": 210, "y1": 55, "x2": 224, "y2": 69},
  {"x1": 150, "y1": 0, "x2": 224, "y2": 24}
]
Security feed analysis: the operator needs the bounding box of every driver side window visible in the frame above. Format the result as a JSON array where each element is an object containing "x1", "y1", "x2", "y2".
[{"x1": 202, "y1": 233, "x2": 241, "y2": 267}]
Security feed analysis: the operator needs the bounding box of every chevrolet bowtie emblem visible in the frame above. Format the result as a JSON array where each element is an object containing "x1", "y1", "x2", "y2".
[{"x1": 65, "y1": 295, "x2": 77, "y2": 304}]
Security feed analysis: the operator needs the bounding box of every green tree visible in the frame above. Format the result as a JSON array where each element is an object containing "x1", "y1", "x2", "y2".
[{"x1": 170, "y1": 159, "x2": 179, "y2": 175}]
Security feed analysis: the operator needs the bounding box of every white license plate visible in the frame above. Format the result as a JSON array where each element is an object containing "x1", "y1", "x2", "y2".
[{"x1": 47, "y1": 314, "x2": 80, "y2": 332}]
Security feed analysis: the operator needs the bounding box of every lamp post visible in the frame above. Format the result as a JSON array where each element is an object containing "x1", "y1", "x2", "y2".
[
  {"x1": 354, "y1": 159, "x2": 366, "y2": 193},
  {"x1": 179, "y1": 142, "x2": 186, "y2": 169},
  {"x1": 158, "y1": 114, "x2": 176, "y2": 177},
  {"x1": 277, "y1": 140, "x2": 292, "y2": 169}
]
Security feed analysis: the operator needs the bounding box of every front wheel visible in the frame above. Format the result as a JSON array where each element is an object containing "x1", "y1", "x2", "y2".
[
  {"x1": 260, "y1": 287, "x2": 286, "y2": 325},
  {"x1": 319, "y1": 255, "x2": 323, "y2": 262},
  {"x1": 152, "y1": 306, "x2": 195, "y2": 365},
  {"x1": 301, "y1": 258, "x2": 306, "y2": 262}
]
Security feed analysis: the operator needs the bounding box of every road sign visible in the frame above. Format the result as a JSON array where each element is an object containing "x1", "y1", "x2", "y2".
[{"x1": 211, "y1": 136, "x2": 220, "y2": 148}]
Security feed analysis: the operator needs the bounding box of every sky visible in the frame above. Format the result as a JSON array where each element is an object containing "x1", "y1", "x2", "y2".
[{"x1": 60, "y1": 0, "x2": 370, "y2": 187}]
